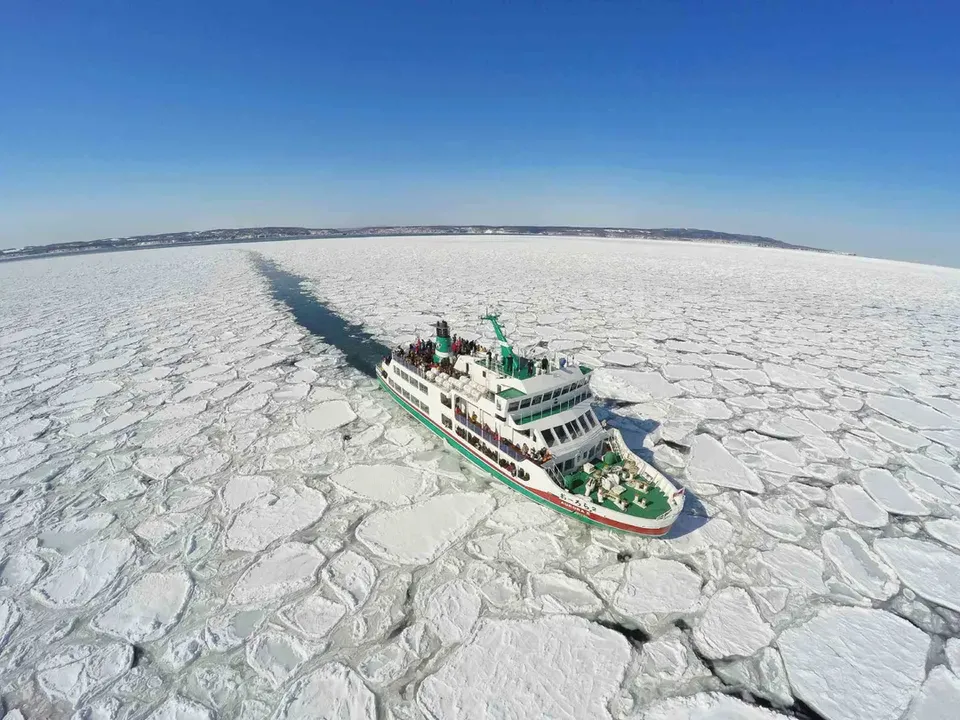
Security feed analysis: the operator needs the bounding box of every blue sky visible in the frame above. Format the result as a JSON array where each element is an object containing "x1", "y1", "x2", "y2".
[{"x1": 1, "y1": 1, "x2": 958, "y2": 266}]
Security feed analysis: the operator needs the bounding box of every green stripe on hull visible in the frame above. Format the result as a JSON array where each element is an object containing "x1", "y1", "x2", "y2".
[{"x1": 377, "y1": 375, "x2": 633, "y2": 533}]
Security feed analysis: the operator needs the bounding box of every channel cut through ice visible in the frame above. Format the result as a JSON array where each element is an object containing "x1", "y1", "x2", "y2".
[{"x1": 1, "y1": 235, "x2": 959, "y2": 719}]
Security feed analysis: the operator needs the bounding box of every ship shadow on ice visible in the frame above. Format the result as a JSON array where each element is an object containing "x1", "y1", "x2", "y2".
[
  {"x1": 594, "y1": 402, "x2": 710, "y2": 539},
  {"x1": 250, "y1": 253, "x2": 391, "y2": 378}
]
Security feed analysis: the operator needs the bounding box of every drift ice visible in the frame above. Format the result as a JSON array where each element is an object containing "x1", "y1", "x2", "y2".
[{"x1": 377, "y1": 315, "x2": 685, "y2": 535}]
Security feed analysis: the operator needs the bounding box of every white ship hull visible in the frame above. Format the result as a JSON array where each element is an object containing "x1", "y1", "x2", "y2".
[{"x1": 377, "y1": 348, "x2": 685, "y2": 535}]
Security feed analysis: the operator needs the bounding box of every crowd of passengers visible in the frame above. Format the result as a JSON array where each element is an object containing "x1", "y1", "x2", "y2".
[
  {"x1": 387, "y1": 336, "x2": 490, "y2": 374},
  {"x1": 455, "y1": 405, "x2": 552, "y2": 464}
]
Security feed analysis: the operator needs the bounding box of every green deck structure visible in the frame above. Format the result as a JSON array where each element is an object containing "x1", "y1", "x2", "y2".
[
  {"x1": 563, "y1": 453, "x2": 670, "y2": 519},
  {"x1": 497, "y1": 387, "x2": 525, "y2": 399}
]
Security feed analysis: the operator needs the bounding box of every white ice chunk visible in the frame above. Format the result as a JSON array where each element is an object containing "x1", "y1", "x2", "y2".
[
  {"x1": 53, "y1": 380, "x2": 122, "y2": 405},
  {"x1": 329, "y1": 464, "x2": 428, "y2": 504},
  {"x1": 417, "y1": 616, "x2": 629, "y2": 720},
  {"x1": 830, "y1": 485, "x2": 889, "y2": 528},
  {"x1": 37, "y1": 642, "x2": 134, "y2": 706},
  {"x1": 228, "y1": 542, "x2": 324, "y2": 605},
  {"x1": 686, "y1": 434, "x2": 763, "y2": 492},
  {"x1": 225, "y1": 486, "x2": 327, "y2": 552},
  {"x1": 220, "y1": 474, "x2": 275, "y2": 511},
  {"x1": 662, "y1": 364, "x2": 710, "y2": 381},
  {"x1": 590, "y1": 368, "x2": 681, "y2": 402},
  {"x1": 612, "y1": 558, "x2": 702, "y2": 620},
  {"x1": 528, "y1": 572, "x2": 603, "y2": 615},
  {"x1": 34, "y1": 538, "x2": 136, "y2": 608},
  {"x1": 904, "y1": 454, "x2": 960, "y2": 489},
  {"x1": 875, "y1": 537, "x2": 960, "y2": 612},
  {"x1": 758, "y1": 544, "x2": 826, "y2": 595},
  {"x1": 778, "y1": 607, "x2": 929, "y2": 720},
  {"x1": 357, "y1": 492, "x2": 494, "y2": 565},
  {"x1": 502, "y1": 528, "x2": 564, "y2": 572},
  {"x1": 822, "y1": 528, "x2": 899, "y2": 600},
  {"x1": 0, "y1": 553, "x2": 46, "y2": 591},
  {"x1": 38, "y1": 512, "x2": 114, "y2": 552},
  {"x1": 834, "y1": 369, "x2": 891, "y2": 392},
  {"x1": 135, "y1": 455, "x2": 187, "y2": 481},
  {"x1": 246, "y1": 629, "x2": 309, "y2": 689},
  {"x1": 692, "y1": 587, "x2": 773, "y2": 660},
  {"x1": 92, "y1": 570, "x2": 193, "y2": 643},
  {"x1": 866, "y1": 394, "x2": 958, "y2": 430},
  {"x1": 643, "y1": 692, "x2": 790, "y2": 719},
  {"x1": 145, "y1": 695, "x2": 212, "y2": 720},
  {"x1": 297, "y1": 401, "x2": 357, "y2": 433},
  {"x1": 278, "y1": 593, "x2": 347, "y2": 642},
  {"x1": 0, "y1": 597, "x2": 21, "y2": 651},
  {"x1": 273, "y1": 662, "x2": 375, "y2": 720},
  {"x1": 926, "y1": 519, "x2": 960, "y2": 551},
  {"x1": 859, "y1": 468, "x2": 928, "y2": 515},
  {"x1": 324, "y1": 549, "x2": 377, "y2": 608},
  {"x1": 419, "y1": 579, "x2": 482, "y2": 645},
  {"x1": 600, "y1": 350, "x2": 643, "y2": 366},
  {"x1": 864, "y1": 418, "x2": 930, "y2": 450},
  {"x1": 906, "y1": 665, "x2": 960, "y2": 720},
  {"x1": 764, "y1": 363, "x2": 829, "y2": 389}
]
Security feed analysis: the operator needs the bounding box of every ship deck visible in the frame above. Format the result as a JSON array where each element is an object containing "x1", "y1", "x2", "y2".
[{"x1": 562, "y1": 454, "x2": 670, "y2": 519}]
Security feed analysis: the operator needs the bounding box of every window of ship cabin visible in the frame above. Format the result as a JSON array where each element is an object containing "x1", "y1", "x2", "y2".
[
  {"x1": 442, "y1": 415, "x2": 452, "y2": 429},
  {"x1": 552, "y1": 388, "x2": 562, "y2": 399},
  {"x1": 519, "y1": 398, "x2": 531, "y2": 409},
  {"x1": 562, "y1": 458, "x2": 574, "y2": 472},
  {"x1": 441, "y1": 394, "x2": 451, "y2": 408},
  {"x1": 508, "y1": 401, "x2": 520, "y2": 412},
  {"x1": 530, "y1": 394, "x2": 542, "y2": 405},
  {"x1": 585, "y1": 411, "x2": 597, "y2": 428},
  {"x1": 578, "y1": 416, "x2": 591, "y2": 434},
  {"x1": 566, "y1": 421, "x2": 582, "y2": 438},
  {"x1": 554, "y1": 425, "x2": 568, "y2": 443},
  {"x1": 541, "y1": 428, "x2": 556, "y2": 446}
]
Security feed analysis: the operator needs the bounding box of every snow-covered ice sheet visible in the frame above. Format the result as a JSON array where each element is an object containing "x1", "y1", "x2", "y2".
[{"x1": 1, "y1": 237, "x2": 960, "y2": 717}]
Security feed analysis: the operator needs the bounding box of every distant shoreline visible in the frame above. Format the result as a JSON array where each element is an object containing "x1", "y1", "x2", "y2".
[{"x1": 0, "y1": 225, "x2": 841, "y2": 263}]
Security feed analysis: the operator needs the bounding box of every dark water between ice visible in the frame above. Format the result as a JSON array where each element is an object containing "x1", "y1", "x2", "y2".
[{"x1": 250, "y1": 253, "x2": 391, "y2": 378}]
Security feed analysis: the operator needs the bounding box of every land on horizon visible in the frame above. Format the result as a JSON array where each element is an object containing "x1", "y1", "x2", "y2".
[{"x1": 0, "y1": 224, "x2": 838, "y2": 262}]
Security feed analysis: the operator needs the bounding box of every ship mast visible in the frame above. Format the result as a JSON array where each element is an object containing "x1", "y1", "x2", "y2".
[{"x1": 482, "y1": 313, "x2": 515, "y2": 373}]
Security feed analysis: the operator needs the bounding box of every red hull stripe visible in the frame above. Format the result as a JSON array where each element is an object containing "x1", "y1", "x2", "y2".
[{"x1": 379, "y1": 374, "x2": 671, "y2": 535}]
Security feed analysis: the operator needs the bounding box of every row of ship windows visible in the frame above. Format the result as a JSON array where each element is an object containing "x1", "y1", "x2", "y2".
[
  {"x1": 506, "y1": 378, "x2": 590, "y2": 412},
  {"x1": 389, "y1": 377, "x2": 430, "y2": 414},
  {"x1": 540, "y1": 411, "x2": 598, "y2": 447},
  {"x1": 395, "y1": 368, "x2": 429, "y2": 395}
]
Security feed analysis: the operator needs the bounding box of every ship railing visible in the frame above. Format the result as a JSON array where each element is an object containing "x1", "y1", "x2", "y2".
[
  {"x1": 391, "y1": 354, "x2": 430, "y2": 381},
  {"x1": 454, "y1": 410, "x2": 544, "y2": 465}
]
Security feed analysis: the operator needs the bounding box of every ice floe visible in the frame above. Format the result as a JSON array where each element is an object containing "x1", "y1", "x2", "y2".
[
  {"x1": 830, "y1": 484, "x2": 889, "y2": 528},
  {"x1": 692, "y1": 587, "x2": 774, "y2": 659},
  {"x1": 357, "y1": 492, "x2": 494, "y2": 565},
  {"x1": 92, "y1": 570, "x2": 193, "y2": 643},
  {"x1": 273, "y1": 662, "x2": 375, "y2": 720},
  {"x1": 686, "y1": 434, "x2": 763, "y2": 492},
  {"x1": 859, "y1": 468, "x2": 928, "y2": 515},
  {"x1": 780, "y1": 606, "x2": 929, "y2": 720},
  {"x1": 228, "y1": 542, "x2": 324, "y2": 605},
  {"x1": 33, "y1": 538, "x2": 137, "y2": 608},
  {"x1": 225, "y1": 486, "x2": 327, "y2": 552},
  {"x1": 822, "y1": 528, "x2": 899, "y2": 600},
  {"x1": 37, "y1": 642, "x2": 134, "y2": 706},
  {"x1": 417, "y1": 616, "x2": 629, "y2": 719},
  {"x1": 329, "y1": 463, "x2": 429, "y2": 504},
  {"x1": 875, "y1": 537, "x2": 960, "y2": 612}
]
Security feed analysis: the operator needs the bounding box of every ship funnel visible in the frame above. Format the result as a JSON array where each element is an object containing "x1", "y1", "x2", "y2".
[{"x1": 434, "y1": 319, "x2": 451, "y2": 362}]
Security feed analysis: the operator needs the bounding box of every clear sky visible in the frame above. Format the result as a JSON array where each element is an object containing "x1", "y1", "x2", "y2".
[{"x1": 2, "y1": 1, "x2": 958, "y2": 266}]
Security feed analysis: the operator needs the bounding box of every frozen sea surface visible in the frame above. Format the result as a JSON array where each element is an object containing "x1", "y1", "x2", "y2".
[{"x1": 0, "y1": 236, "x2": 959, "y2": 718}]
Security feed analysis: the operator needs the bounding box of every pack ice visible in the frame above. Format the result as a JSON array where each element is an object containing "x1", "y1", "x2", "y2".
[{"x1": 1, "y1": 237, "x2": 960, "y2": 718}]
